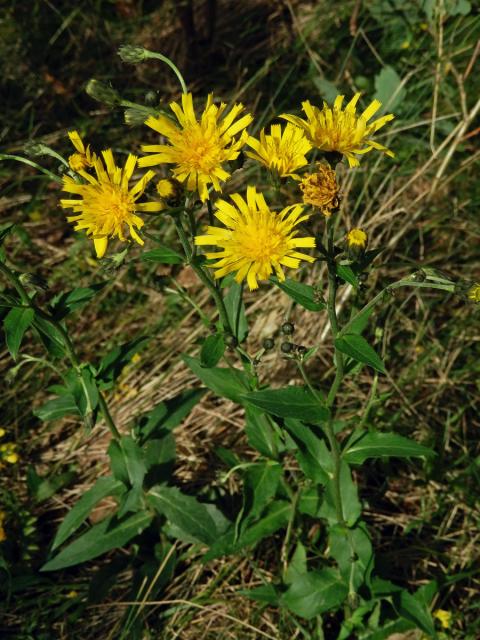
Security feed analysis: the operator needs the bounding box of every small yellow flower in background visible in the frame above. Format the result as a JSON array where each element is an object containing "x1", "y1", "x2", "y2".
[
  {"x1": 66, "y1": 590, "x2": 79, "y2": 599},
  {"x1": 346, "y1": 228, "x2": 368, "y2": 250},
  {"x1": 139, "y1": 93, "x2": 253, "y2": 202},
  {"x1": 300, "y1": 163, "x2": 340, "y2": 216},
  {"x1": 433, "y1": 609, "x2": 452, "y2": 629},
  {"x1": 245, "y1": 123, "x2": 312, "y2": 179},
  {"x1": 0, "y1": 428, "x2": 5, "y2": 438},
  {"x1": 156, "y1": 178, "x2": 183, "y2": 206},
  {"x1": 67, "y1": 130, "x2": 97, "y2": 173},
  {"x1": 60, "y1": 149, "x2": 164, "y2": 258},
  {"x1": 28, "y1": 210, "x2": 42, "y2": 222},
  {"x1": 467, "y1": 283, "x2": 480, "y2": 303},
  {"x1": 195, "y1": 186, "x2": 316, "y2": 291},
  {"x1": 0, "y1": 442, "x2": 19, "y2": 465},
  {"x1": 281, "y1": 93, "x2": 394, "y2": 167},
  {"x1": 131, "y1": 353, "x2": 142, "y2": 364}
]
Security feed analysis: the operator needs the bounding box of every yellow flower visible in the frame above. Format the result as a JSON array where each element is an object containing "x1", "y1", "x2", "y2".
[
  {"x1": 60, "y1": 149, "x2": 164, "y2": 258},
  {"x1": 139, "y1": 93, "x2": 253, "y2": 202},
  {"x1": 346, "y1": 228, "x2": 368, "y2": 249},
  {"x1": 467, "y1": 283, "x2": 480, "y2": 303},
  {"x1": 67, "y1": 130, "x2": 97, "y2": 173},
  {"x1": 433, "y1": 609, "x2": 452, "y2": 629},
  {"x1": 195, "y1": 186, "x2": 316, "y2": 290},
  {"x1": 281, "y1": 93, "x2": 394, "y2": 167},
  {"x1": 245, "y1": 123, "x2": 312, "y2": 178},
  {"x1": 300, "y1": 163, "x2": 340, "y2": 216},
  {"x1": 0, "y1": 428, "x2": 5, "y2": 438},
  {"x1": 0, "y1": 442, "x2": 19, "y2": 465}
]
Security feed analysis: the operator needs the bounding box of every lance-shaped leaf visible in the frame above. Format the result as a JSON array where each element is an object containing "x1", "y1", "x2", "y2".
[
  {"x1": 335, "y1": 333, "x2": 386, "y2": 373},
  {"x1": 343, "y1": 431, "x2": 435, "y2": 464},
  {"x1": 41, "y1": 511, "x2": 153, "y2": 571},
  {"x1": 3, "y1": 307, "x2": 35, "y2": 360},
  {"x1": 243, "y1": 386, "x2": 329, "y2": 423}
]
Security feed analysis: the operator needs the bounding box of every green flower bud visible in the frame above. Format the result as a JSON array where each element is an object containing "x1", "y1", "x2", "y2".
[
  {"x1": 85, "y1": 79, "x2": 121, "y2": 107},
  {"x1": 262, "y1": 337, "x2": 275, "y2": 350},
  {"x1": 118, "y1": 44, "x2": 148, "y2": 64},
  {"x1": 281, "y1": 322, "x2": 295, "y2": 335},
  {"x1": 281, "y1": 341, "x2": 293, "y2": 354}
]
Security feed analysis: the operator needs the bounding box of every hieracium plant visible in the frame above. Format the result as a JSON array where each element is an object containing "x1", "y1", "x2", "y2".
[{"x1": 1, "y1": 46, "x2": 475, "y2": 637}]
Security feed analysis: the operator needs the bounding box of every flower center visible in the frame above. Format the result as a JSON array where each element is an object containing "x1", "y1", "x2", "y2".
[{"x1": 180, "y1": 125, "x2": 223, "y2": 173}]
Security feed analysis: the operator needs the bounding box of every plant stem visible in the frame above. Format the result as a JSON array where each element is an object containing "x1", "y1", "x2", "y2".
[
  {"x1": 174, "y1": 218, "x2": 232, "y2": 333},
  {"x1": 324, "y1": 218, "x2": 346, "y2": 525},
  {"x1": 144, "y1": 50, "x2": 188, "y2": 94}
]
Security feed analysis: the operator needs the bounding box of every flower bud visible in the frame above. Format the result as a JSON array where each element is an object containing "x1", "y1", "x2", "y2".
[
  {"x1": 345, "y1": 228, "x2": 367, "y2": 260},
  {"x1": 262, "y1": 337, "x2": 275, "y2": 350},
  {"x1": 85, "y1": 79, "x2": 121, "y2": 107},
  {"x1": 467, "y1": 283, "x2": 480, "y2": 303},
  {"x1": 156, "y1": 178, "x2": 183, "y2": 207},
  {"x1": 281, "y1": 322, "x2": 295, "y2": 335},
  {"x1": 281, "y1": 341, "x2": 293, "y2": 354},
  {"x1": 118, "y1": 44, "x2": 148, "y2": 64}
]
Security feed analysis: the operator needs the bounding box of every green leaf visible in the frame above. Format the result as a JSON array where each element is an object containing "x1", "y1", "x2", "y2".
[
  {"x1": 284, "y1": 542, "x2": 307, "y2": 585},
  {"x1": 3, "y1": 307, "x2": 34, "y2": 360},
  {"x1": 243, "y1": 386, "x2": 329, "y2": 423},
  {"x1": 224, "y1": 281, "x2": 248, "y2": 342},
  {"x1": 272, "y1": 278, "x2": 325, "y2": 311},
  {"x1": 120, "y1": 436, "x2": 147, "y2": 488},
  {"x1": 343, "y1": 431, "x2": 435, "y2": 464},
  {"x1": 319, "y1": 461, "x2": 361, "y2": 526},
  {"x1": 108, "y1": 440, "x2": 129, "y2": 485},
  {"x1": 33, "y1": 394, "x2": 80, "y2": 421},
  {"x1": 373, "y1": 66, "x2": 406, "y2": 113},
  {"x1": 329, "y1": 522, "x2": 373, "y2": 591},
  {"x1": 392, "y1": 590, "x2": 436, "y2": 637},
  {"x1": 200, "y1": 333, "x2": 225, "y2": 368},
  {"x1": 239, "y1": 584, "x2": 278, "y2": 604},
  {"x1": 32, "y1": 316, "x2": 66, "y2": 359},
  {"x1": 346, "y1": 304, "x2": 374, "y2": 336},
  {"x1": 281, "y1": 568, "x2": 348, "y2": 619},
  {"x1": 245, "y1": 408, "x2": 281, "y2": 459},
  {"x1": 147, "y1": 485, "x2": 219, "y2": 545},
  {"x1": 335, "y1": 334, "x2": 385, "y2": 373},
  {"x1": 203, "y1": 501, "x2": 291, "y2": 561},
  {"x1": 52, "y1": 476, "x2": 126, "y2": 550},
  {"x1": 141, "y1": 246, "x2": 184, "y2": 265},
  {"x1": 41, "y1": 511, "x2": 153, "y2": 571},
  {"x1": 138, "y1": 388, "x2": 206, "y2": 442},
  {"x1": 284, "y1": 419, "x2": 332, "y2": 485},
  {"x1": 183, "y1": 355, "x2": 249, "y2": 403},
  {"x1": 49, "y1": 283, "x2": 107, "y2": 320},
  {"x1": 336, "y1": 264, "x2": 359, "y2": 288},
  {"x1": 30, "y1": 469, "x2": 76, "y2": 503},
  {"x1": 244, "y1": 462, "x2": 282, "y2": 521}
]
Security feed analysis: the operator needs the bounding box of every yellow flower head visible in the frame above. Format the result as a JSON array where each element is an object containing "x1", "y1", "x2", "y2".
[
  {"x1": 0, "y1": 441, "x2": 19, "y2": 465},
  {"x1": 245, "y1": 123, "x2": 312, "y2": 178},
  {"x1": 467, "y1": 283, "x2": 480, "y2": 303},
  {"x1": 0, "y1": 428, "x2": 5, "y2": 438},
  {"x1": 300, "y1": 163, "x2": 340, "y2": 216},
  {"x1": 60, "y1": 149, "x2": 164, "y2": 258},
  {"x1": 139, "y1": 93, "x2": 253, "y2": 202},
  {"x1": 346, "y1": 228, "x2": 368, "y2": 250},
  {"x1": 433, "y1": 609, "x2": 452, "y2": 630},
  {"x1": 67, "y1": 130, "x2": 97, "y2": 173},
  {"x1": 195, "y1": 186, "x2": 316, "y2": 291},
  {"x1": 281, "y1": 93, "x2": 394, "y2": 167}
]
